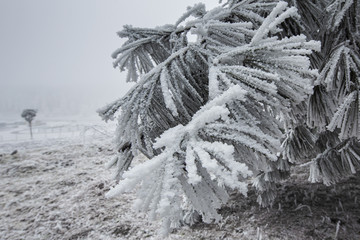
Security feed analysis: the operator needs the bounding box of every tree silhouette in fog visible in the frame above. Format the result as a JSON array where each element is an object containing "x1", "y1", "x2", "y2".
[{"x1": 21, "y1": 109, "x2": 37, "y2": 139}]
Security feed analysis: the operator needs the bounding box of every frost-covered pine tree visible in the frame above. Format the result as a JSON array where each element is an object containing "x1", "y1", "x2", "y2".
[
  {"x1": 98, "y1": 0, "x2": 359, "y2": 234},
  {"x1": 280, "y1": 0, "x2": 360, "y2": 186}
]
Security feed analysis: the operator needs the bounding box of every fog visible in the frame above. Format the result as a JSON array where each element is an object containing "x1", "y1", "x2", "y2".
[{"x1": 0, "y1": 0, "x2": 218, "y2": 122}]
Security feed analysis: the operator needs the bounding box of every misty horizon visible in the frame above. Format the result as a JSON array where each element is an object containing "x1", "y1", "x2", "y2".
[{"x1": 0, "y1": 0, "x2": 218, "y2": 122}]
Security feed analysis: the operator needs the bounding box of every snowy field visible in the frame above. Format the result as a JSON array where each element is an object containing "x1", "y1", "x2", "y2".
[{"x1": 1, "y1": 120, "x2": 360, "y2": 239}]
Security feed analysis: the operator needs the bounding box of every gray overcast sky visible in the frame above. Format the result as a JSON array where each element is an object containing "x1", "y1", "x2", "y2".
[{"x1": 0, "y1": 0, "x2": 218, "y2": 121}]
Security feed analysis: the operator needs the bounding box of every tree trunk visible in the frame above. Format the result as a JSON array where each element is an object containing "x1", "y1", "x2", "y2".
[{"x1": 29, "y1": 122, "x2": 33, "y2": 139}]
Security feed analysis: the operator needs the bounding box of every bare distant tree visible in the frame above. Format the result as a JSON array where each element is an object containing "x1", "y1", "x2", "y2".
[{"x1": 21, "y1": 109, "x2": 37, "y2": 139}]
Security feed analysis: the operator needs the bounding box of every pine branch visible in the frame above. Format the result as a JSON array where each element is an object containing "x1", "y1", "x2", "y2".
[
  {"x1": 107, "y1": 86, "x2": 252, "y2": 233},
  {"x1": 307, "y1": 85, "x2": 336, "y2": 129},
  {"x1": 327, "y1": 91, "x2": 359, "y2": 139},
  {"x1": 326, "y1": 0, "x2": 354, "y2": 31},
  {"x1": 281, "y1": 125, "x2": 317, "y2": 163},
  {"x1": 112, "y1": 25, "x2": 182, "y2": 82},
  {"x1": 309, "y1": 138, "x2": 360, "y2": 185}
]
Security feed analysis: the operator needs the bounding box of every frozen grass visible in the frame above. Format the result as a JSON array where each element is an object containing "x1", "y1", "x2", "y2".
[
  {"x1": 0, "y1": 136, "x2": 161, "y2": 240},
  {"x1": 0, "y1": 129, "x2": 360, "y2": 239}
]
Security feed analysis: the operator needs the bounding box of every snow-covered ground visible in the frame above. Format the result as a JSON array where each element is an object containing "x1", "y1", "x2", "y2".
[
  {"x1": 1, "y1": 120, "x2": 360, "y2": 239},
  {"x1": 0, "y1": 120, "x2": 165, "y2": 240}
]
